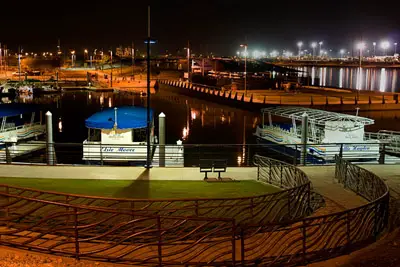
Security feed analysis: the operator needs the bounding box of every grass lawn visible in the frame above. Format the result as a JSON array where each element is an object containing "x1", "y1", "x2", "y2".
[{"x1": 0, "y1": 178, "x2": 280, "y2": 199}]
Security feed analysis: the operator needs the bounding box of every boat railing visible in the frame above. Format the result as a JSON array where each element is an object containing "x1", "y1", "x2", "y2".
[{"x1": 0, "y1": 121, "x2": 42, "y2": 133}]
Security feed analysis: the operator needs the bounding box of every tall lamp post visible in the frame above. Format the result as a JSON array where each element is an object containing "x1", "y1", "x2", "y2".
[
  {"x1": 71, "y1": 50, "x2": 75, "y2": 68},
  {"x1": 311, "y1": 42, "x2": 317, "y2": 59},
  {"x1": 297, "y1": 41, "x2": 303, "y2": 59},
  {"x1": 381, "y1": 41, "x2": 390, "y2": 56},
  {"x1": 184, "y1": 41, "x2": 190, "y2": 82},
  {"x1": 373, "y1": 42, "x2": 376, "y2": 57},
  {"x1": 395, "y1": 43, "x2": 398, "y2": 55},
  {"x1": 319, "y1": 41, "x2": 323, "y2": 56},
  {"x1": 357, "y1": 42, "x2": 365, "y2": 68},
  {"x1": 240, "y1": 44, "x2": 248, "y2": 95}
]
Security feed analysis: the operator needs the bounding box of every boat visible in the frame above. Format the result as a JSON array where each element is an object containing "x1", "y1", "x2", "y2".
[
  {"x1": 82, "y1": 106, "x2": 184, "y2": 166},
  {"x1": 254, "y1": 106, "x2": 380, "y2": 163},
  {"x1": 0, "y1": 104, "x2": 47, "y2": 161}
]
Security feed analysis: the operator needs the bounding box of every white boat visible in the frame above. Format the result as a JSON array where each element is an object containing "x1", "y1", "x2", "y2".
[
  {"x1": 17, "y1": 85, "x2": 33, "y2": 95},
  {"x1": 0, "y1": 104, "x2": 46, "y2": 160},
  {"x1": 83, "y1": 106, "x2": 184, "y2": 166},
  {"x1": 254, "y1": 106, "x2": 380, "y2": 162}
]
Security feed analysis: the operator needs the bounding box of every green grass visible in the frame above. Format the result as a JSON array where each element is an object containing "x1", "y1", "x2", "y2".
[{"x1": 0, "y1": 178, "x2": 280, "y2": 199}]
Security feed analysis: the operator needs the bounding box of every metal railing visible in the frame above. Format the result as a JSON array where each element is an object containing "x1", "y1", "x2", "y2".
[
  {"x1": 0, "y1": 141, "x2": 396, "y2": 166},
  {"x1": 0, "y1": 155, "x2": 390, "y2": 266}
]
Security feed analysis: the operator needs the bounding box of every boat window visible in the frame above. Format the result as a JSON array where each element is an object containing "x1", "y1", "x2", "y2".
[
  {"x1": 4, "y1": 113, "x2": 32, "y2": 128},
  {"x1": 132, "y1": 128, "x2": 146, "y2": 142}
]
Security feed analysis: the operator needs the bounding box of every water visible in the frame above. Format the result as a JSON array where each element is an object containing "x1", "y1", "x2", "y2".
[
  {"x1": 294, "y1": 66, "x2": 399, "y2": 92},
  {"x1": 2, "y1": 86, "x2": 400, "y2": 165}
]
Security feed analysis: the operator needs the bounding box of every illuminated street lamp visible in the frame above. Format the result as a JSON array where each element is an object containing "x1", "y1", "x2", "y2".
[
  {"x1": 340, "y1": 49, "x2": 345, "y2": 58},
  {"x1": 319, "y1": 41, "x2": 323, "y2": 56},
  {"x1": 84, "y1": 49, "x2": 88, "y2": 60},
  {"x1": 240, "y1": 43, "x2": 248, "y2": 96},
  {"x1": 395, "y1": 43, "x2": 398, "y2": 55},
  {"x1": 372, "y1": 42, "x2": 376, "y2": 57},
  {"x1": 297, "y1": 41, "x2": 303, "y2": 58},
  {"x1": 357, "y1": 42, "x2": 366, "y2": 68},
  {"x1": 311, "y1": 42, "x2": 317, "y2": 59},
  {"x1": 71, "y1": 50, "x2": 75, "y2": 67},
  {"x1": 381, "y1": 41, "x2": 390, "y2": 56}
]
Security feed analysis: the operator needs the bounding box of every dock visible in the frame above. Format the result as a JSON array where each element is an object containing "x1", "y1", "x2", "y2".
[{"x1": 0, "y1": 141, "x2": 46, "y2": 162}]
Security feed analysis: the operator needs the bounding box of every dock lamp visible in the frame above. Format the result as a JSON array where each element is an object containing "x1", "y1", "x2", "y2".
[
  {"x1": 381, "y1": 41, "x2": 390, "y2": 56},
  {"x1": 297, "y1": 41, "x2": 303, "y2": 58},
  {"x1": 311, "y1": 42, "x2": 317, "y2": 58}
]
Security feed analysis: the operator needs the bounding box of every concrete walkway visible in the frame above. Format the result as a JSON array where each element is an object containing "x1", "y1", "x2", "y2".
[{"x1": 300, "y1": 166, "x2": 368, "y2": 210}]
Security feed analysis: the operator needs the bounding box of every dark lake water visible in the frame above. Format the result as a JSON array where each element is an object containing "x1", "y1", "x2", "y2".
[
  {"x1": 3, "y1": 85, "x2": 400, "y2": 146},
  {"x1": 294, "y1": 66, "x2": 399, "y2": 92}
]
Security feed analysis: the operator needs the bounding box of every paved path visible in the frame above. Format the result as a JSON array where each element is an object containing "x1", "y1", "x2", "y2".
[{"x1": 300, "y1": 166, "x2": 368, "y2": 210}]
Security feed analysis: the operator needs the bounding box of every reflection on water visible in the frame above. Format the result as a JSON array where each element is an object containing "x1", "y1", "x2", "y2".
[{"x1": 298, "y1": 66, "x2": 400, "y2": 92}]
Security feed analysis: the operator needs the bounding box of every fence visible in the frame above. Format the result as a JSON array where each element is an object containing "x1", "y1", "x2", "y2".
[
  {"x1": 0, "y1": 141, "x2": 394, "y2": 166},
  {"x1": 0, "y1": 155, "x2": 389, "y2": 266}
]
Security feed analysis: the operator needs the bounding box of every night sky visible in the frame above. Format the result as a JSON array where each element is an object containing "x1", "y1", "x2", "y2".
[{"x1": 2, "y1": 0, "x2": 399, "y2": 55}]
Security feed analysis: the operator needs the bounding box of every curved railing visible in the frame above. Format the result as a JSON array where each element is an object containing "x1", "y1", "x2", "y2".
[
  {"x1": 0, "y1": 155, "x2": 389, "y2": 266},
  {"x1": 0, "y1": 156, "x2": 314, "y2": 226}
]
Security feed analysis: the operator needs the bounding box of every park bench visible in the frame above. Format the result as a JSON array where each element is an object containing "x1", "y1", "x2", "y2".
[{"x1": 199, "y1": 159, "x2": 227, "y2": 180}]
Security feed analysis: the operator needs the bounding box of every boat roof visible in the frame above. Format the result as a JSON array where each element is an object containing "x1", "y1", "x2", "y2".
[
  {"x1": 0, "y1": 104, "x2": 40, "y2": 117},
  {"x1": 85, "y1": 106, "x2": 154, "y2": 130},
  {"x1": 261, "y1": 106, "x2": 374, "y2": 126}
]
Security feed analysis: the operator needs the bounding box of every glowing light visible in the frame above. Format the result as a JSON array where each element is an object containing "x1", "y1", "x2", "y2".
[
  {"x1": 100, "y1": 93, "x2": 104, "y2": 105},
  {"x1": 297, "y1": 41, "x2": 303, "y2": 48},
  {"x1": 319, "y1": 41, "x2": 323, "y2": 45},
  {"x1": 381, "y1": 41, "x2": 390, "y2": 49},
  {"x1": 357, "y1": 42, "x2": 366, "y2": 50},
  {"x1": 379, "y1": 68, "x2": 386, "y2": 92},
  {"x1": 84, "y1": 49, "x2": 88, "y2": 53},
  {"x1": 340, "y1": 49, "x2": 345, "y2": 56},
  {"x1": 108, "y1": 97, "x2": 112, "y2": 108},
  {"x1": 182, "y1": 127, "x2": 189, "y2": 140},
  {"x1": 58, "y1": 118, "x2": 63, "y2": 133},
  {"x1": 311, "y1": 42, "x2": 317, "y2": 48}
]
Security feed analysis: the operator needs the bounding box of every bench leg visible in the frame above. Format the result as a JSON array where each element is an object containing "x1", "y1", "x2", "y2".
[
  {"x1": 204, "y1": 172, "x2": 208, "y2": 180},
  {"x1": 217, "y1": 172, "x2": 221, "y2": 179}
]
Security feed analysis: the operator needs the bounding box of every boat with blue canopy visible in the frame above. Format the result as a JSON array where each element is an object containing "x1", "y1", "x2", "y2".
[{"x1": 83, "y1": 106, "x2": 184, "y2": 166}]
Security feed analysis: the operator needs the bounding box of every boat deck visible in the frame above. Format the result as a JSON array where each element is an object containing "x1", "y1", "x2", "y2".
[{"x1": 0, "y1": 141, "x2": 46, "y2": 162}]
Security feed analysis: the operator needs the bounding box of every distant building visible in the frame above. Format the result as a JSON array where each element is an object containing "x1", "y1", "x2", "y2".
[{"x1": 116, "y1": 46, "x2": 132, "y2": 58}]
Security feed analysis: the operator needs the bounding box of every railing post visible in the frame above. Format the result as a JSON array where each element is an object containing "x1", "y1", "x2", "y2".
[
  {"x1": 379, "y1": 143, "x2": 386, "y2": 164},
  {"x1": 195, "y1": 200, "x2": 199, "y2": 216},
  {"x1": 157, "y1": 216, "x2": 162, "y2": 267},
  {"x1": 346, "y1": 212, "x2": 351, "y2": 245},
  {"x1": 293, "y1": 144, "x2": 297, "y2": 165},
  {"x1": 74, "y1": 207, "x2": 80, "y2": 260},
  {"x1": 5, "y1": 142, "x2": 11, "y2": 164},
  {"x1": 231, "y1": 220, "x2": 236, "y2": 266},
  {"x1": 240, "y1": 228, "x2": 245, "y2": 265},
  {"x1": 302, "y1": 220, "x2": 307, "y2": 262},
  {"x1": 339, "y1": 143, "x2": 343, "y2": 158}
]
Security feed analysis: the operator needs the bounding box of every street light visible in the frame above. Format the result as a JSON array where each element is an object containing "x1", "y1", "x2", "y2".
[
  {"x1": 311, "y1": 42, "x2": 317, "y2": 59},
  {"x1": 373, "y1": 42, "x2": 376, "y2": 57},
  {"x1": 357, "y1": 42, "x2": 366, "y2": 68},
  {"x1": 340, "y1": 49, "x2": 345, "y2": 58},
  {"x1": 240, "y1": 44, "x2": 248, "y2": 96},
  {"x1": 395, "y1": 43, "x2": 398, "y2": 55},
  {"x1": 297, "y1": 41, "x2": 303, "y2": 58},
  {"x1": 381, "y1": 41, "x2": 390, "y2": 56},
  {"x1": 319, "y1": 41, "x2": 323, "y2": 56},
  {"x1": 71, "y1": 50, "x2": 75, "y2": 67},
  {"x1": 84, "y1": 49, "x2": 88, "y2": 60}
]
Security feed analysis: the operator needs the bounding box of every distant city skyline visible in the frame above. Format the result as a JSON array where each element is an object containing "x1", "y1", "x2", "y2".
[{"x1": 1, "y1": 0, "x2": 399, "y2": 55}]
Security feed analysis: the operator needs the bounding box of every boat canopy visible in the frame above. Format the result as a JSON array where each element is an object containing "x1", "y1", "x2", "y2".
[
  {"x1": 85, "y1": 106, "x2": 153, "y2": 130},
  {"x1": 261, "y1": 106, "x2": 374, "y2": 126},
  {"x1": 0, "y1": 104, "x2": 40, "y2": 118}
]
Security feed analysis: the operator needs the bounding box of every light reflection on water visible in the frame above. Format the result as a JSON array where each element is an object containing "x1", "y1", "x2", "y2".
[{"x1": 299, "y1": 67, "x2": 400, "y2": 92}]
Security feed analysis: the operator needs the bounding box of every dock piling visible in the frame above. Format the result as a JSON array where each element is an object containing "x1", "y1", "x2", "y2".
[
  {"x1": 46, "y1": 111, "x2": 55, "y2": 165},
  {"x1": 159, "y1": 112, "x2": 166, "y2": 167}
]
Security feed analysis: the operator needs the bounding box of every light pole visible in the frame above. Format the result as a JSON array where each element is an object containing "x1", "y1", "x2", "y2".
[
  {"x1": 240, "y1": 44, "x2": 248, "y2": 95},
  {"x1": 84, "y1": 49, "x2": 88, "y2": 61},
  {"x1": 340, "y1": 49, "x2": 345, "y2": 59},
  {"x1": 311, "y1": 42, "x2": 317, "y2": 59},
  {"x1": 297, "y1": 41, "x2": 303, "y2": 58},
  {"x1": 381, "y1": 41, "x2": 390, "y2": 56},
  {"x1": 319, "y1": 41, "x2": 323, "y2": 56},
  {"x1": 373, "y1": 42, "x2": 376, "y2": 57},
  {"x1": 71, "y1": 50, "x2": 75, "y2": 67},
  {"x1": 395, "y1": 43, "x2": 398, "y2": 55},
  {"x1": 357, "y1": 42, "x2": 365, "y2": 68},
  {"x1": 110, "y1": 50, "x2": 113, "y2": 87},
  {"x1": 184, "y1": 41, "x2": 190, "y2": 82}
]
